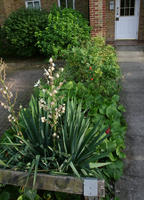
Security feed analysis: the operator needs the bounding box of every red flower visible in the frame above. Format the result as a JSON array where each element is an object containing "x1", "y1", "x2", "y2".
[
  {"x1": 89, "y1": 66, "x2": 92, "y2": 70},
  {"x1": 105, "y1": 128, "x2": 111, "y2": 134},
  {"x1": 91, "y1": 78, "x2": 93, "y2": 81}
]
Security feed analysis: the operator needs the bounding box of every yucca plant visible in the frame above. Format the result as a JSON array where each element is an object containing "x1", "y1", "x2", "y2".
[
  {"x1": 0, "y1": 98, "x2": 110, "y2": 179},
  {"x1": 0, "y1": 58, "x2": 111, "y2": 191},
  {"x1": 57, "y1": 99, "x2": 111, "y2": 177}
]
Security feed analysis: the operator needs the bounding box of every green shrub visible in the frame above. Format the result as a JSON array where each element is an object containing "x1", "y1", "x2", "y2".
[
  {"x1": 35, "y1": 7, "x2": 91, "y2": 58},
  {"x1": 64, "y1": 37, "x2": 121, "y2": 97},
  {"x1": 2, "y1": 8, "x2": 49, "y2": 57},
  {"x1": 0, "y1": 27, "x2": 15, "y2": 57}
]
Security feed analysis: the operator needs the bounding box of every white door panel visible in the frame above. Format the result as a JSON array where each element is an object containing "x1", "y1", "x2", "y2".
[{"x1": 115, "y1": 0, "x2": 140, "y2": 40}]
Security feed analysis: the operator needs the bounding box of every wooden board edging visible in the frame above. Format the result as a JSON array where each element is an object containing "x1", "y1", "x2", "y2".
[{"x1": 0, "y1": 169, "x2": 105, "y2": 197}]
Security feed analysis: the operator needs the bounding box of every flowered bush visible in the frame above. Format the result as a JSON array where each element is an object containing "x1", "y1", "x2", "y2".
[
  {"x1": 64, "y1": 37, "x2": 121, "y2": 97},
  {"x1": 35, "y1": 7, "x2": 91, "y2": 58}
]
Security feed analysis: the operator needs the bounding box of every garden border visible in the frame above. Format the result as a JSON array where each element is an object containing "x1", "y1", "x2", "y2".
[{"x1": 0, "y1": 169, "x2": 105, "y2": 199}]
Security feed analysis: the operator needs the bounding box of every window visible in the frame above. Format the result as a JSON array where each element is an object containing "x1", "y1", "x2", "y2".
[
  {"x1": 25, "y1": 0, "x2": 41, "y2": 9},
  {"x1": 120, "y1": 0, "x2": 135, "y2": 16},
  {"x1": 57, "y1": 0, "x2": 75, "y2": 9}
]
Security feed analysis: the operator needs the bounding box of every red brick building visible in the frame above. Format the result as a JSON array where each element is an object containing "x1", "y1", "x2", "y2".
[{"x1": 0, "y1": 0, "x2": 144, "y2": 41}]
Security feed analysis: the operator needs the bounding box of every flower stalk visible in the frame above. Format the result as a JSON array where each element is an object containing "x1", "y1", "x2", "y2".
[{"x1": 0, "y1": 59, "x2": 22, "y2": 135}]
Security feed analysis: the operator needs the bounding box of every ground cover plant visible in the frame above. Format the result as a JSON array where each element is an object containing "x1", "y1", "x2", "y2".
[{"x1": 0, "y1": 37, "x2": 126, "y2": 200}]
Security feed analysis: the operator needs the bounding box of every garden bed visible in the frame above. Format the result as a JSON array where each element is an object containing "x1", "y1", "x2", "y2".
[{"x1": 0, "y1": 7, "x2": 126, "y2": 199}]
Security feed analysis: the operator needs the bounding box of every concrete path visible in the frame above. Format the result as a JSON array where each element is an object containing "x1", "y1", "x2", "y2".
[
  {"x1": 0, "y1": 61, "x2": 44, "y2": 137},
  {"x1": 115, "y1": 46, "x2": 144, "y2": 200}
]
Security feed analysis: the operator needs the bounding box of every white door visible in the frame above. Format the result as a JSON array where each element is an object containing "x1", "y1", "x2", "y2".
[{"x1": 115, "y1": 0, "x2": 140, "y2": 40}]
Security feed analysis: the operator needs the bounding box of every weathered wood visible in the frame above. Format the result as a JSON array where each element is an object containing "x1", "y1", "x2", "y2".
[
  {"x1": 0, "y1": 169, "x2": 83, "y2": 195},
  {"x1": 0, "y1": 169, "x2": 105, "y2": 197}
]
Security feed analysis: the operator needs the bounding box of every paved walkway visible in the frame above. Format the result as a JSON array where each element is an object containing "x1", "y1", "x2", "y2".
[
  {"x1": 115, "y1": 46, "x2": 144, "y2": 200},
  {"x1": 0, "y1": 61, "x2": 44, "y2": 137}
]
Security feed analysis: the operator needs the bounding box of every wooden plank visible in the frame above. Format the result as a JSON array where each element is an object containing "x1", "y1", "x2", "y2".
[
  {"x1": 0, "y1": 169, "x2": 83, "y2": 195},
  {"x1": 0, "y1": 169, "x2": 105, "y2": 197}
]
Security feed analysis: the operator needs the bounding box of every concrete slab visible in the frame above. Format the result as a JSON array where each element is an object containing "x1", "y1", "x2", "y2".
[
  {"x1": 124, "y1": 160, "x2": 144, "y2": 177},
  {"x1": 125, "y1": 135, "x2": 144, "y2": 159},
  {"x1": 115, "y1": 46, "x2": 144, "y2": 200},
  {"x1": 115, "y1": 176, "x2": 144, "y2": 200}
]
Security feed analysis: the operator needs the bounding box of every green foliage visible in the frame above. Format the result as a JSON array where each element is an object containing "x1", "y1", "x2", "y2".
[
  {"x1": 2, "y1": 8, "x2": 49, "y2": 57},
  {"x1": 17, "y1": 189, "x2": 41, "y2": 200},
  {"x1": 0, "y1": 185, "x2": 20, "y2": 200},
  {"x1": 0, "y1": 98, "x2": 110, "y2": 180},
  {"x1": 64, "y1": 37, "x2": 121, "y2": 97},
  {"x1": 0, "y1": 191, "x2": 10, "y2": 200},
  {"x1": 0, "y1": 27, "x2": 14, "y2": 57},
  {"x1": 56, "y1": 80, "x2": 126, "y2": 181},
  {"x1": 35, "y1": 7, "x2": 91, "y2": 58},
  {"x1": 0, "y1": 185, "x2": 82, "y2": 200}
]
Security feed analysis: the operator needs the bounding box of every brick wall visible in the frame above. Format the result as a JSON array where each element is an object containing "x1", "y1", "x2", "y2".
[
  {"x1": 0, "y1": 0, "x2": 6, "y2": 25},
  {"x1": 138, "y1": 0, "x2": 144, "y2": 40},
  {"x1": 2, "y1": 0, "x2": 57, "y2": 17},
  {"x1": 106, "y1": 0, "x2": 115, "y2": 41},
  {"x1": 3, "y1": 0, "x2": 15, "y2": 18},
  {"x1": 89, "y1": 0, "x2": 106, "y2": 37}
]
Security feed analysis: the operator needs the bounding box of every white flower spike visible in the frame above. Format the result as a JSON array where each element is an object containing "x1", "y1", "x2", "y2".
[
  {"x1": 49, "y1": 57, "x2": 53, "y2": 63},
  {"x1": 34, "y1": 79, "x2": 40, "y2": 87},
  {"x1": 41, "y1": 117, "x2": 46, "y2": 123}
]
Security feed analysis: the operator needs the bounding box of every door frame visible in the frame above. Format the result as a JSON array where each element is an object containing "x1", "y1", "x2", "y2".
[{"x1": 115, "y1": 0, "x2": 140, "y2": 40}]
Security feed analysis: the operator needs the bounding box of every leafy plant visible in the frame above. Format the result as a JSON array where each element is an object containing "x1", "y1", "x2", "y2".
[
  {"x1": 2, "y1": 8, "x2": 49, "y2": 57},
  {"x1": 35, "y1": 7, "x2": 91, "y2": 58},
  {"x1": 0, "y1": 191, "x2": 10, "y2": 200},
  {"x1": 0, "y1": 27, "x2": 14, "y2": 57}
]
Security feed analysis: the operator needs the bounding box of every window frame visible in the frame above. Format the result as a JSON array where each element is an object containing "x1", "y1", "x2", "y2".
[
  {"x1": 120, "y1": 0, "x2": 135, "y2": 16},
  {"x1": 25, "y1": 0, "x2": 41, "y2": 9},
  {"x1": 57, "y1": 0, "x2": 75, "y2": 9}
]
